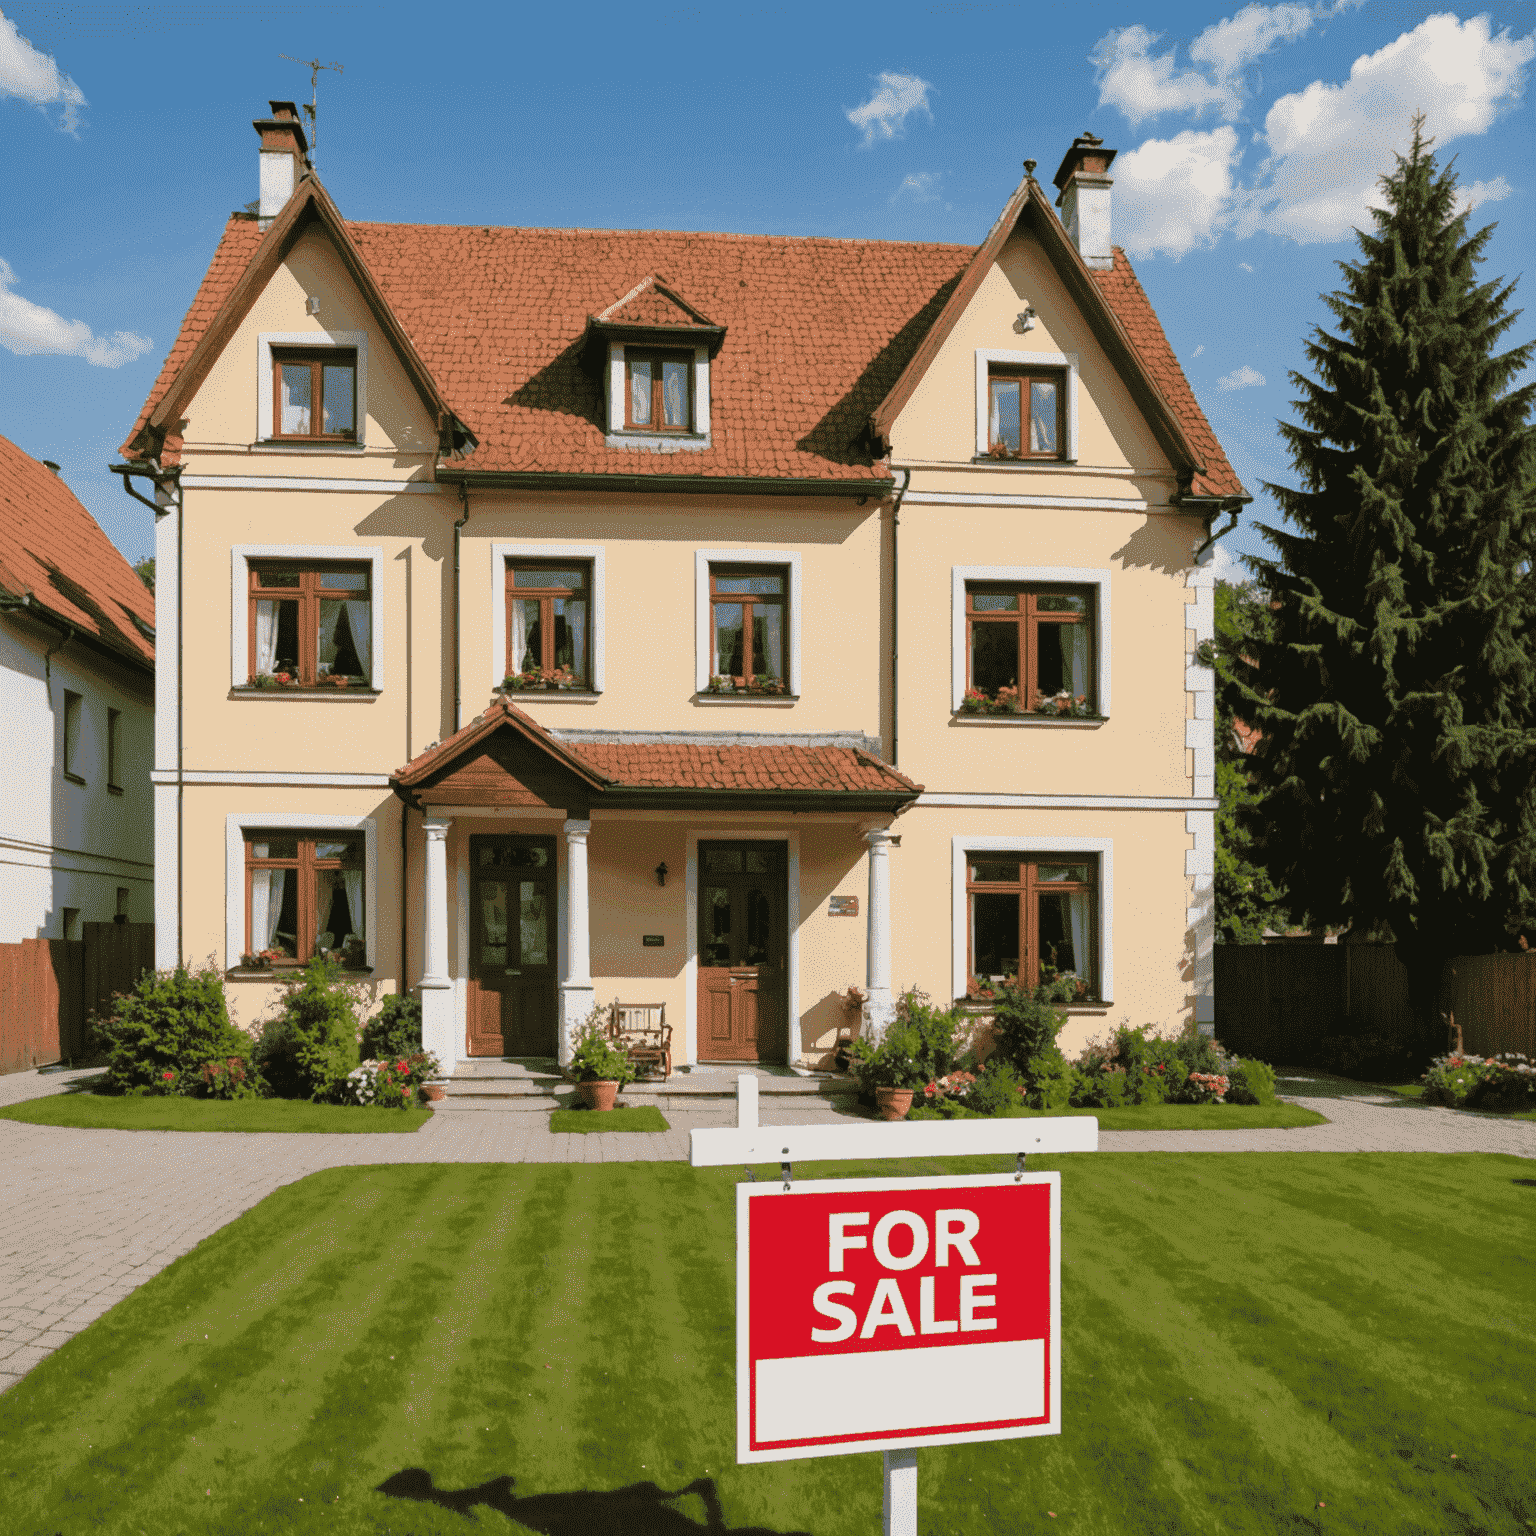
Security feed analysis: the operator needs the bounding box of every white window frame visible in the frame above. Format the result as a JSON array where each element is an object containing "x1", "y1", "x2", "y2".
[
  {"x1": 491, "y1": 543, "x2": 606, "y2": 696},
  {"x1": 258, "y1": 331, "x2": 368, "y2": 449},
  {"x1": 230, "y1": 544, "x2": 386, "y2": 691},
  {"x1": 225, "y1": 813, "x2": 379, "y2": 970},
  {"x1": 952, "y1": 836, "x2": 1113, "y2": 1005},
  {"x1": 695, "y1": 548, "x2": 803, "y2": 696},
  {"x1": 974, "y1": 349, "x2": 1079, "y2": 462},
  {"x1": 606, "y1": 341, "x2": 712, "y2": 450},
  {"x1": 951, "y1": 565, "x2": 1110, "y2": 715}
]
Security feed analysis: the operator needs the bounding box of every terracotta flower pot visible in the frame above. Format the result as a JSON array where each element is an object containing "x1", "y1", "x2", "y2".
[
  {"x1": 578, "y1": 1079, "x2": 620, "y2": 1112},
  {"x1": 420, "y1": 1082, "x2": 446, "y2": 1103},
  {"x1": 876, "y1": 1087, "x2": 914, "y2": 1122}
]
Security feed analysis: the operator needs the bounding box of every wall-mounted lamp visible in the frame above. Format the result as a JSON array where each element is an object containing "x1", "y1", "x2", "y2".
[
  {"x1": 1013, "y1": 304, "x2": 1037, "y2": 334},
  {"x1": 305, "y1": 295, "x2": 322, "y2": 317},
  {"x1": 655, "y1": 862, "x2": 668, "y2": 888}
]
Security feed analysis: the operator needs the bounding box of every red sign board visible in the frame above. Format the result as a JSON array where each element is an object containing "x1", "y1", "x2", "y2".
[{"x1": 737, "y1": 1172, "x2": 1060, "y2": 1463}]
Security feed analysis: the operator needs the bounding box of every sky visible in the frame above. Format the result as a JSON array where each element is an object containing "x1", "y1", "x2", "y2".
[{"x1": 2, "y1": 0, "x2": 1532, "y2": 579}]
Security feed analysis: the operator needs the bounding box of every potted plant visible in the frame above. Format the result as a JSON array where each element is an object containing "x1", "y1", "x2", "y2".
[
  {"x1": 569, "y1": 1014, "x2": 634, "y2": 1111},
  {"x1": 848, "y1": 1024, "x2": 929, "y2": 1120},
  {"x1": 750, "y1": 673, "x2": 787, "y2": 696},
  {"x1": 238, "y1": 948, "x2": 283, "y2": 970},
  {"x1": 707, "y1": 675, "x2": 735, "y2": 694}
]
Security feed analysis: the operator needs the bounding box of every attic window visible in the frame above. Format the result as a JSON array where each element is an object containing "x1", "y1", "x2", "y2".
[
  {"x1": 272, "y1": 347, "x2": 357, "y2": 441},
  {"x1": 627, "y1": 349, "x2": 693, "y2": 433}
]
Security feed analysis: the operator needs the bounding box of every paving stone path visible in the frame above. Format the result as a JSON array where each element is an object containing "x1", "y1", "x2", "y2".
[{"x1": 1, "y1": 1065, "x2": 1530, "y2": 1393}]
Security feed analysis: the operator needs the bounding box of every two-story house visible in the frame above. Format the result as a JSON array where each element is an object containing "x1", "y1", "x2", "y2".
[{"x1": 115, "y1": 102, "x2": 1244, "y2": 1072}]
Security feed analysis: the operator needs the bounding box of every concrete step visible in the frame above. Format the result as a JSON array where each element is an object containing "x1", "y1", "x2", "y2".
[{"x1": 441, "y1": 1059, "x2": 859, "y2": 1109}]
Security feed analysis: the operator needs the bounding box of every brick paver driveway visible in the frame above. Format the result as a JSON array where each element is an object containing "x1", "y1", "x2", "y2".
[{"x1": 2, "y1": 1066, "x2": 1530, "y2": 1392}]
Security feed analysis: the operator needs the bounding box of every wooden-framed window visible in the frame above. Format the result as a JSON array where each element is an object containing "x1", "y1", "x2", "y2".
[
  {"x1": 505, "y1": 562, "x2": 591, "y2": 686},
  {"x1": 987, "y1": 367, "x2": 1065, "y2": 459},
  {"x1": 626, "y1": 348, "x2": 693, "y2": 432},
  {"x1": 710, "y1": 565, "x2": 788, "y2": 687},
  {"x1": 966, "y1": 583, "x2": 1094, "y2": 713},
  {"x1": 107, "y1": 708, "x2": 123, "y2": 794},
  {"x1": 247, "y1": 561, "x2": 372, "y2": 687},
  {"x1": 967, "y1": 853, "x2": 1096, "y2": 996},
  {"x1": 271, "y1": 347, "x2": 358, "y2": 441},
  {"x1": 244, "y1": 831, "x2": 366, "y2": 966},
  {"x1": 62, "y1": 690, "x2": 84, "y2": 783}
]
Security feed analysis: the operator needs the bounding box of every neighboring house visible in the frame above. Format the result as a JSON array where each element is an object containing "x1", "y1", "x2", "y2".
[
  {"x1": 114, "y1": 102, "x2": 1245, "y2": 1070},
  {"x1": 0, "y1": 435, "x2": 154, "y2": 942}
]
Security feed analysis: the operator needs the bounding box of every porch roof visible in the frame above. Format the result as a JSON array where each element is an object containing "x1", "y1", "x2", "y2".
[{"x1": 390, "y1": 697, "x2": 923, "y2": 812}]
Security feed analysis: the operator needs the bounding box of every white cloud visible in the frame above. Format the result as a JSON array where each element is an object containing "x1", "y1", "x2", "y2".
[
  {"x1": 1193, "y1": 343, "x2": 1206, "y2": 356},
  {"x1": 846, "y1": 72, "x2": 933, "y2": 146},
  {"x1": 891, "y1": 171, "x2": 942, "y2": 203},
  {"x1": 1218, "y1": 364, "x2": 1267, "y2": 390},
  {"x1": 1093, "y1": 4, "x2": 1314, "y2": 126},
  {"x1": 0, "y1": 11, "x2": 87, "y2": 133},
  {"x1": 0, "y1": 259, "x2": 151, "y2": 368},
  {"x1": 1457, "y1": 174, "x2": 1514, "y2": 213},
  {"x1": 1204, "y1": 540, "x2": 1247, "y2": 582},
  {"x1": 1236, "y1": 14, "x2": 1534, "y2": 243},
  {"x1": 1114, "y1": 126, "x2": 1242, "y2": 257},
  {"x1": 1239, "y1": 261, "x2": 1254, "y2": 271}
]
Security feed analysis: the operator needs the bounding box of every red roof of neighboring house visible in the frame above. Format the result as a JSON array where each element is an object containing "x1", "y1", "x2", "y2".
[
  {"x1": 0, "y1": 434, "x2": 154, "y2": 671},
  {"x1": 122, "y1": 180, "x2": 1243, "y2": 501}
]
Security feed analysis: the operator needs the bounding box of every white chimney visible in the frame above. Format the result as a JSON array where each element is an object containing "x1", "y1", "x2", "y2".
[
  {"x1": 253, "y1": 100, "x2": 308, "y2": 227},
  {"x1": 1053, "y1": 132, "x2": 1116, "y2": 271}
]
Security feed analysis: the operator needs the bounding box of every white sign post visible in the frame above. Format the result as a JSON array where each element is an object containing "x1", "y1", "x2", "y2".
[{"x1": 690, "y1": 1076, "x2": 1097, "y2": 1534}]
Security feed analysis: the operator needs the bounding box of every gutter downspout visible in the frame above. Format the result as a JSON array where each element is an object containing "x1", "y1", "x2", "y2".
[
  {"x1": 0, "y1": 595, "x2": 77, "y2": 680},
  {"x1": 453, "y1": 483, "x2": 470, "y2": 733},
  {"x1": 1194, "y1": 501, "x2": 1242, "y2": 563},
  {"x1": 887, "y1": 467, "x2": 910, "y2": 769}
]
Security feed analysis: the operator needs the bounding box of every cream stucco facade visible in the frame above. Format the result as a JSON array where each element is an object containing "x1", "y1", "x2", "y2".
[{"x1": 138, "y1": 165, "x2": 1220, "y2": 1069}]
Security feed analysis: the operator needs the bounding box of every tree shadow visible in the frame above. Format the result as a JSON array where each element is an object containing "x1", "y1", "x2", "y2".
[{"x1": 377, "y1": 1468, "x2": 814, "y2": 1535}]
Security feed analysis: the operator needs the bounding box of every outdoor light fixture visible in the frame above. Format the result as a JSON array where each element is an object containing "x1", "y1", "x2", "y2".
[
  {"x1": 305, "y1": 295, "x2": 322, "y2": 316},
  {"x1": 655, "y1": 862, "x2": 668, "y2": 887}
]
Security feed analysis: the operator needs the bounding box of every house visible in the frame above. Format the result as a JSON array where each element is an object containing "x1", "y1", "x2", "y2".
[
  {"x1": 0, "y1": 434, "x2": 154, "y2": 944},
  {"x1": 114, "y1": 102, "x2": 1245, "y2": 1070}
]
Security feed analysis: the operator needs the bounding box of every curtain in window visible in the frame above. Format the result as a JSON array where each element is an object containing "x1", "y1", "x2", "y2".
[
  {"x1": 1067, "y1": 622, "x2": 1090, "y2": 700},
  {"x1": 280, "y1": 364, "x2": 311, "y2": 433},
  {"x1": 254, "y1": 600, "x2": 279, "y2": 674},
  {"x1": 1067, "y1": 892, "x2": 1091, "y2": 986},
  {"x1": 510, "y1": 599, "x2": 532, "y2": 673},
  {"x1": 342, "y1": 867, "x2": 365, "y2": 943},
  {"x1": 662, "y1": 360, "x2": 688, "y2": 426},
  {"x1": 316, "y1": 870, "x2": 337, "y2": 950},
  {"x1": 562, "y1": 598, "x2": 586, "y2": 681},
  {"x1": 1030, "y1": 381, "x2": 1058, "y2": 453},
  {"x1": 629, "y1": 359, "x2": 652, "y2": 425},
  {"x1": 345, "y1": 600, "x2": 370, "y2": 679},
  {"x1": 317, "y1": 601, "x2": 344, "y2": 675},
  {"x1": 249, "y1": 864, "x2": 285, "y2": 951}
]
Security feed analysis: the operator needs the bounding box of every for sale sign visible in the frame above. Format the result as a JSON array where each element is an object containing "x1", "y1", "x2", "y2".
[{"x1": 737, "y1": 1172, "x2": 1059, "y2": 1463}]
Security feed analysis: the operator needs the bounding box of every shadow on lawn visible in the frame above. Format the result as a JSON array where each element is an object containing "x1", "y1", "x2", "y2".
[{"x1": 378, "y1": 1468, "x2": 813, "y2": 1535}]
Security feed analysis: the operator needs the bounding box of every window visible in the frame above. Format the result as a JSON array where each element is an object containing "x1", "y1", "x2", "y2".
[
  {"x1": 966, "y1": 583, "x2": 1094, "y2": 714},
  {"x1": 505, "y1": 562, "x2": 590, "y2": 686},
  {"x1": 244, "y1": 831, "x2": 367, "y2": 966},
  {"x1": 710, "y1": 565, "x2": 788, "y2": 688},
  {"x1": 62, "y1": 690, "x2": 84, "y2": 783},
  {"x1": 987, "y1": 367, "x2": 1064, "y2": 459},
  {"x1": 271, "y1": 347, "x2": 357, "y2": 441},
  {"x1": 247, "y1": 561, "x2": 372, "y2": 687},
  {"x1": 967, "y1": 854, "x2": 1097, "y2": 997},
  {"x1": 626, "y1": 349, "x2": 693, "y2": 433},
  {"x1": 107, "y1": 708, "x2": 123, "y2": 793}
]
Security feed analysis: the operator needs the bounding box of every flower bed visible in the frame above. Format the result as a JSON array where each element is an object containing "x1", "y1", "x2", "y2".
[{"x1": 1419, "y1": 1051, "x2": 1535, "y2": 1112}]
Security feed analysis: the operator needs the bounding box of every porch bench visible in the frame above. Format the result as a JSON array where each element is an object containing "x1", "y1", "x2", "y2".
[{"x1": 607, "y1": 1002, "x2": 671, "y2": 1080}]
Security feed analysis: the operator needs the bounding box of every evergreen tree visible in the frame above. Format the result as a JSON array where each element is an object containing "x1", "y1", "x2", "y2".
[{"x1": 1238, "y1": 121, "x2": 1536, "y2": 1043}]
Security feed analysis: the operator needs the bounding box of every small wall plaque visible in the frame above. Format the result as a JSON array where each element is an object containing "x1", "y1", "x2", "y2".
[
  {"x1": 828, "y1": 896, "x2": 859, "y2": 917},
  {"x1": 642, "y1": 934, "x2": 666, "y2": 947}
]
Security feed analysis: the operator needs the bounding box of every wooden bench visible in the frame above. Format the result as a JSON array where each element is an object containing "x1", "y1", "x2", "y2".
[{"x1": 607, "y1": 1002, "x2": 671, "y2": 1080}]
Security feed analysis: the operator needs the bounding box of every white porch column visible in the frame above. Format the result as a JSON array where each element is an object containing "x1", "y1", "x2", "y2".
[
  {"x1": 559, "y1": 817, "x2": 595, "y2": 1067},
  {"x1": 862, "y1": 826, "x2": 897, "y2": 1043},
  {"x1": 418, "y1": 818, "x2": 455, "y2": 1069}
]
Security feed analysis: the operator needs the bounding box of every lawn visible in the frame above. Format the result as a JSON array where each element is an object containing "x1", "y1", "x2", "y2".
[
  {"x1": 3, "y1": 1154, "x2": 1530, "y2": 1535},
  {"x1": 549, "y1": 1105, "x2": 671, "y2": 1133},
  {"x1": 1013, "y1": 1102, "x2": 1327, "y2": 1130},
  {"x1": 0, "y1": 1090, "x2": 431, "y2": 1133}
]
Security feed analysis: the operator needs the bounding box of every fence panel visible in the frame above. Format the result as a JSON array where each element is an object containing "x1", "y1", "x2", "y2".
[
  {"x1": 82, "y1": 923, "x2": 155, "y2": 1043},
  {"x1": 1448, "y1": 954, "x2": 1536, "y2": 1058}
]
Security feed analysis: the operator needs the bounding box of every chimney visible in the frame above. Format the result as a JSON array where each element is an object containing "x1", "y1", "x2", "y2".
[
  {"x1": 1053, "y1": 132, "x2": 1117, "y2": 271},
  {"x1": 253, "y1": 100, "x2": 309, "y2": 227}
]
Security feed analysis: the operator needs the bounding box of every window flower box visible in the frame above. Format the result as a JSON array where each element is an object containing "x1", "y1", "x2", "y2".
[
  {"x1": 248, "y1": 671, "x2": 298, "y2": 689},
  {"x1": 237, "y1": 948, "x2": 284, "y2": 970},
  {"x1": 959, "y1": 685, "x2": 1024, "y2": 716},
  {"x1": 1034, "y1": 691, "x2": 1094, "y2": 718},
  {"x1": 501, "y1": 665, "x2": 582, "y2": 692},
  {"x1": 707, "y1": 674, "x2": 789, "y2": 697}
]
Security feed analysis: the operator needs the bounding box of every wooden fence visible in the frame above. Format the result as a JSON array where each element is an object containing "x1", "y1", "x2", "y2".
[
  {"x1": 1214, "y1": 943, "x2": 1536, "y2": 1063},
  {"x1": 0, "y1": 923, "x2": 154, "y2": 1074}
]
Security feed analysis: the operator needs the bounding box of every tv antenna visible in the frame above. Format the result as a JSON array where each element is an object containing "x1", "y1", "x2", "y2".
[{"x1": 280, "y1": 54, "x2": 343, "y2": 171}]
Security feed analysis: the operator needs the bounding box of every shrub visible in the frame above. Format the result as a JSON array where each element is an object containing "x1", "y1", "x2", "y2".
[
  {"x1": 360, "y1": 993, "x2": 423, "y2": 1062},
  {"x1": 1225, "y1": 1057, "x2": 1277, "y2": 1105},
  {"x1": 199, "y1": 1057, "x2": 261, "y2": 1100},
  {"x1": 1420, "y1": 1052, "x2": 1536, "y2": 1110},
  {"x1": 93, "y1": 962, "x2": 251, "y2": 1095},
  {"x1": 256, "y1": 958, "x2": 366, "y2": 1101},
  {"x1": 964, "y1": 1061, "x2": 1030, "y2": 1117},
  {"x1": 849, "y1": 1022, "x2": 932, "y2": 1092},
  {"x1": 569, "y1": 1008, "x2": 635, "y2": 1085},
  {"x1": 1070, "y1": 1065, "x2": 1133, "y2": 1109},
  {"x1": 894, "y1": 988, "x2": 962, "y2": 1083},
  {"x1": 988, "y1": 976, "x2": 1069, "y2": 1070}
]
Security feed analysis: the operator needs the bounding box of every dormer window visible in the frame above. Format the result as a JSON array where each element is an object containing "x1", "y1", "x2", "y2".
[
  {"x1": 272, "y1": 346, "x2": 357, "y2": 441},
  {"x1": 627, "y1": 349, "x2": 693, "y2": 433}
]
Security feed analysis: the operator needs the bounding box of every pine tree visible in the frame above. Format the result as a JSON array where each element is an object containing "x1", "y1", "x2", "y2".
[{"x1": 1239, "y1": 120, "x2": 1536, "y2": 1044}]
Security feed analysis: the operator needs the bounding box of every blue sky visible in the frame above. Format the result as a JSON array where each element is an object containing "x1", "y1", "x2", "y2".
[{"x1": 2, "y1": 0, "x2": 1531, "y2": 577}]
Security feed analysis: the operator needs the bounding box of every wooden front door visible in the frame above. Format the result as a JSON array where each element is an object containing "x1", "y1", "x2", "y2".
[
  {"x1": 697, "y1": 841, "x2": 787, "y2": 1063},
  {"x1": 467, "y1": 834, "x2": 557, "y2": 1057}
]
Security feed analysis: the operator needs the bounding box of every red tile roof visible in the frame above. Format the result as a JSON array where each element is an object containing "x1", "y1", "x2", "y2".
[
  {"x1": 391, "y1": 695, "x2": 920, "y2": 798},
  {"x1": 123, "y1": 189, "x2": 1242, "y2": 500},
  {"x1": 0, "y1": 434, "x2": 154, "y2": 670},
  {"x1": 1090, "y1": 251, "x2": 1243, "y2": 500}
]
